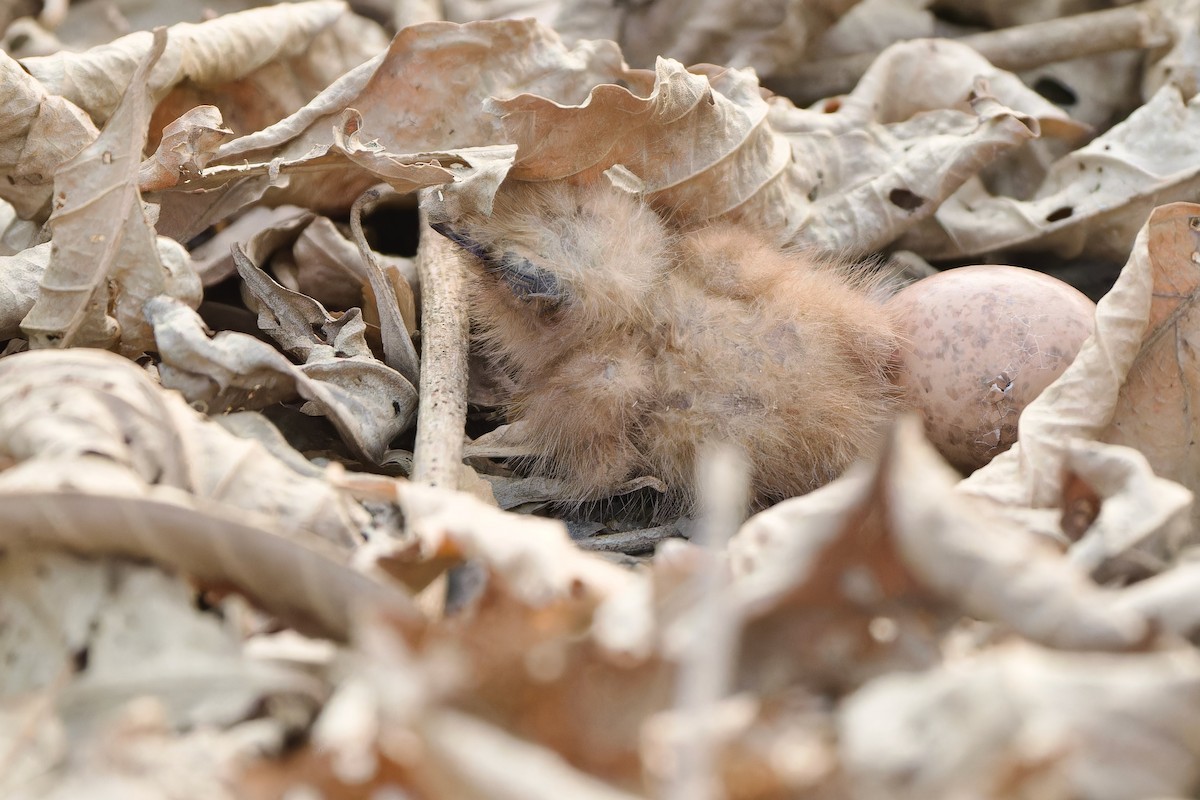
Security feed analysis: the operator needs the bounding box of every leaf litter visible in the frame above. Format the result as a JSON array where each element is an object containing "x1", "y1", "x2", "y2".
[{"x1": 4, "y1": 1, "x2": 1200, "y2": 798}]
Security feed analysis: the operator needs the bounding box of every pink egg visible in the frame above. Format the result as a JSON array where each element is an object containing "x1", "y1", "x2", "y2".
[{"x1": 885, "y1": 265, "x2": 1096, "y2": 473}]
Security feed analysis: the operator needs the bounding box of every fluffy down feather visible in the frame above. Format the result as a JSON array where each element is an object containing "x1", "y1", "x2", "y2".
[{"x1": 434, "y1": 180, "x2": 902, "y2": 511}]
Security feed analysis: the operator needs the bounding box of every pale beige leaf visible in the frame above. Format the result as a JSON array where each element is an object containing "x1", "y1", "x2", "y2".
[
  {"x1": 234, "y1": 241, "x2": 420, "y2": 387},
  {"x1": 0, "y1": 347, "x2": 368, "y2": 546},
  {"x1": 1113, "y1": 559, "x2": 1200, "y2": 642},
  {"x1": 840, "y1": 645, "x2": 1200, "y2": 800},
  {"x1": 730, "y1": 416, "x2": 1148, "y2": 665},
  {"x1": 189, "y1": 206, "x2": 310, "y2": 287},
  {"x1": 553, "y1": 0, "x2": 859, "y2": 75},
  {"x1": 1063, "y1": 440, "x2": 1194, "y2": 582},
  {"x1": 0, "y1": 551, "x2": 323, "y2": 730},
  {"x1": 290, "y1": 214, "x2": 418, "y2": 333},
  {"x1": 377, "y1": 481, "x2": 638, "y2": 605},
  {"x1": 0, "y1": 199, "x2": 41, "y2": 255},
  {"x1": 0, "y1": 242, "x2": 49, "y2": 340},
  {"x1": 20, "y1": 28, "x2": 198, "y2": 353},
  {"x1": 807, "y1": 38, "x2": 1083, "y2": 135},
  {"x1": 1142, "y1": 0, "x2": 1200, "y2": 100},
  {"x1": 4, "y1": 696, "x2": 251, "y2": 800},
  {"x1": 20, "y1": 0, "x2": 349, "y2": 126},
  {"x1": 1102, "y1": 202, "x2": 1200, "y2": 523},
  {"x1": 0, "y1": 490, "x2": 413, "y2": 642},
  {"x1": 0, "y1": 48, "x2": 98, "y2": 219},
  {"x1": 146, "y1": 296, "x2": 415, "y2": 464},
  {"x1": 137, "y1": 104, "x2": 232, "y2": 192},
  {"x1": 808, "y1": 0, "x2": 936, "y2": 59},
  {"x1": 486, "y1": 56, "x2": 1039, "y2": 255},
  {"x1": 906, "y1": 87, "x2": 1200, "y2": 261}
]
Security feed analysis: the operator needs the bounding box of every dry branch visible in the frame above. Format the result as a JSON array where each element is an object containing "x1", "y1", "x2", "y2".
[{"x1": 411, "y1": 194, "x2": 470, "y2": 489}]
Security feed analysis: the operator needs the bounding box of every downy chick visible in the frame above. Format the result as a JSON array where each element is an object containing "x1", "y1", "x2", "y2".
[{"x1": 433, "y1": 180, "x2": 901, "y2": 511}]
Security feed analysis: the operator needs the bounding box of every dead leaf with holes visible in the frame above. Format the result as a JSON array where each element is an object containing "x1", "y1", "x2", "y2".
[{"x1": 904, "y1": 88, "x2": 1200, "y2": 262}]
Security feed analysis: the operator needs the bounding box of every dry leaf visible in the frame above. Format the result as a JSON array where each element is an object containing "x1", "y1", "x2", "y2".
[
  {"x1": 962, "y1": 203, "x2": 1200, "y2": 560},
  {"x1": 0, "y1": 242, "x2": 50, "y2": 340},
  {"x1": 1103, "y1": 202, "x2": 1200, "y2": 518},
  {"x1": 0, "y1": 48, "x2": 97, "y2": 219},
  {"x1": 474, "y1": 51, "x2": 1044, "y2": 257},
  {"x1": 906, "y1": 88, "x2": 1200, "y2": 261},
  {"x1": 0, "y1": 347, "x2": 368, "y2": 545},
  {"x1": 147, "y1": 295, "x2": 415, "y2": 464},
  {"x1": 553, "y1": 0, "x2": 859, "y2": 75},
  {"x1": 137, "y1": 104, "x2": 232, "y2": 192},
  {"x1": 0, "y1": 551, "x2": 323, "y2": 730},
  {"x1": 3, "y1": 694, "x2": 251, "y2": 800},
  {"x1": 21, "y1": 29, "x2": 201, "y2": 353},
  {"x1": 840, "y1": 644, "x2": 1200, "y2": 800},
  {"x1": 1063, "y1": 440, "x2": 1194, "y2": 582},
  {"x1": 728, "y1": 415, "x2": 1148, "y2": 695},
  {"x1": 20, "y1": 0, "x2": 350, "y2": 126}
]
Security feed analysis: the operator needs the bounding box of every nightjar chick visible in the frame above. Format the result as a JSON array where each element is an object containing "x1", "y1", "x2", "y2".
[{"x1": 432, "y1": 180, "x2": 902, "y2": 511}]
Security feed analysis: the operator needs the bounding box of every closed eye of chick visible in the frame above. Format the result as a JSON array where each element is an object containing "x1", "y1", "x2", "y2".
[{"x1": 432, "y1": 180, "x2": 902, "y2": 513}]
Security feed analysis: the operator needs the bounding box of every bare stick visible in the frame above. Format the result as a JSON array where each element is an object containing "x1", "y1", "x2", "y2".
[
  {"x1": 411, "y1": 192, "x2": 469, "y2": 489},
  {"x1": 771, "y1": 2, "x2": 1170, "y2": 104},
  {"x1": 663, "y1": 446, "x2": 749, "y2": 800}
]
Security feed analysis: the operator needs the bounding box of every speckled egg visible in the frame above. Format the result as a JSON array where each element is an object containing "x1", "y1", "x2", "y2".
[{"x1": 885, "y1": 265, "x2": 1096, "y2": 474}]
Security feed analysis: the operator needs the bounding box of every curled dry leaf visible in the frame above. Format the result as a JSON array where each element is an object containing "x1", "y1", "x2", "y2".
[
  {"x1": 291, "y1": 213, "x2": 419, "y2": 332},
  {"x1": 0, "y1": 352, "x2": 420, "y2": 641},
  {"x1": 488, "y1": 58, "x2": 1039, "y2": 256},
  {"x1": 726, "y1": 415, "x2": 1148, "y2": 696},
  {"x1": 906, "y1": 88, "x2": 1200, "y2": 262},
  {"x1": 0, "y1": 551, "x2": 324, "y2": 731},
  {"x1": 553, "y1": 0, "x2": 859, "y2": 76},
  {"x1": 0, "y1": 347, "x2": 368, "y2": 540},
  {"x1": 1063, "y1": 440, "x2": 1194, "y2": 582},
  {"x1": 3, "y1": 693, "x2": 251, "y2": 800},
  {"x1": 137, "y1": 104, "x2": 232, "y2": 192},
  {"x1": 962, "y1": 203, "x2": 1200, "y2": 555},
  {"x1": 19, "y1": 0, "x2": 349, "y2": 126},
  {"x1": 1103, "y1": 203, "x2": 1200, "y2": 519},
  {"x1": 0, "y1": 48, "x2": 97, "y2": 219},
  {"x1": 840, "y1": 644, "x2": 1200, "y2": 800},
  {"x1": 0, "y1": 241, "x2": 50, "y2": 340},
  {"x1": 375, "y1": 480, "x2": 638, "y2": 604},
  {"x1": 146, "y1": 8, "x2": 388, "y2": 153},
  {"x1": 20, "y1": 28, "x2": 201, "y2": 354},
  {"x1": 147, "y1": 295, "x2": 415, "y2": 464}
]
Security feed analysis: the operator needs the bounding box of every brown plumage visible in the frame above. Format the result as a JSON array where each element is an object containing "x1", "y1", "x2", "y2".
[{"x1": 433, "y1": 180, "x2": 902, "y2": 511}]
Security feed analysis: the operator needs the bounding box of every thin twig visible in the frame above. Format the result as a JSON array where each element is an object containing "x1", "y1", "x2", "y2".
[
  {"x1": 576, "y1": 522, "x2": 687, "y2": 555},
  {"x1": 664, "y1": 446, "x2": 749, "y2": 800},
  {"x1": 770, "y1": 2, "x2": 1170, "y2": 104},
  {"x1": 411, "y1": 191, "x2": 469, "y2": 489}
]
